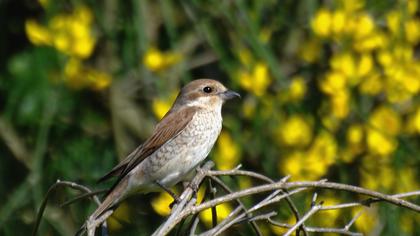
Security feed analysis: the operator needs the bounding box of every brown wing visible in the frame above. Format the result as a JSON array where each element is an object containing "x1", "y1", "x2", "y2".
[
  {"x1": 97, "y1": 106, "x2": 198, "y2": 184},
  {"x1": 97, "y1": 144, "x2": 144, "y2": 183}
]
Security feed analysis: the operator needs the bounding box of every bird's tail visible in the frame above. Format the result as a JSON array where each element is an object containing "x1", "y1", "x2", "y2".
[{"x1": 77, "y1": 177, "x2": 129, "y2": 235}]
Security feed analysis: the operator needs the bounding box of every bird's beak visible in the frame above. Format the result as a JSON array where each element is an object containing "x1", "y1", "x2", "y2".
[{"x1": 220, "y1": 90, "x2": 241, "y2": 100}]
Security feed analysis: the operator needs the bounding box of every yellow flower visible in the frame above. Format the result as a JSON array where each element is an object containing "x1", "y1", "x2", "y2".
[
  {"x1": 383, "y1": 62, "x2": 419, "y2": 103},
  {"x1": 366, "y1": 128, "x2": 397, "y2": 156},
  {"x1": 405, "y1": 18, "x2": 420, "y2": 44},
  {"x1": 311, "y1": 8, "x2": 332, "y2": 37},
  {"x1": 52, "y1": 6, "x2": 95, "y2": 58},
  {"x1": 143, "y1": 47, "x2": 182, "y2": 72},
  {"x1": 347, "y1": 124, "x2": 364, "y2": 144},
  {"x1": 397, "y1": 167, "x2": 420, "y2": 192},
  {"x1": 307, "y1": 131, "x2": 337, "y2": 166},
  {"x1": 359, "y1": 72, "x2": 382, "y2": 95},
  {"x1": 25, "y1": 20, "x2": 51, "y2": 45},
  {"x1": 360, "y1": 157, "x2": 394, "y2": 190},
  {"x1": 330, "y1": 90, "x2": 350, "y2": 119},
  {"x1": 238, "y1": 62, "x2": 271, "y2": 96},
  {"x1": 151, "y1": 192, "x2": 175, "y2": 216},
  {"x1": 277, "y1": 115, "x2": 312, "y2": 147},
  {"x1": 356, "y1": 53, "x2": 373, "y2": 79},
  {"x1": 152, "y1": 92, "x2": 178, "y2": 119},
  {"x1": 287, "y1": 76, "x2": 307, "y2": 102},
  {"x1": 352, "y1": 14, "x2": 375, "y2": 40},
  {"x1": 314, "y1": 196, "x2": 340, "y2": 227},
  {"x1": 107, "y1": 202, "x2": 130, "y2": 231},
  {"x1": 353, "y1": 31, "x2": 387, "y2": 52},
  {"x1": 377, "y1": 50, "x2": 393, "y2": 66},
  {"x1": 279, "y1": 151, "x2": 305, "y2": 180},
  {"x1": 331, "y1": 10, "x2": 346, "y2": 35},
  {"x1": 241, "y1": 97, "x2": 257, "y2": 119},
  {"x1": 199, "y1": 203, "x2": 233, "y2": 226},
  {"x1": 386, "y1": 10, "x2": 401, "y2": 35},
  {"x1": 270, "y1": 217, "x2": 295, "y2": 235},
  {"x1": 214, "y1": 131, "x2": 240, "y2": 170},
  {"x1": 339, "y1": 148, "x2": 358, "y2": 163},
  {"x1": 366, "y1": 106, "x2": 401, "y2": 155},
  {"x1": 340, "y1": 0, "x2": 364, "y2": 12},
  {"x1": 343, "y1": 124, "x2": 364, "y2": 161},
  {"x1": 64, "y1": 58, "x2": 87, "y2": 89},
  {"x1": 280, "y1": 131, "x2": 337, "y2": 180},
  {"x1": 320, "y1": 71, "x2": 347, "y2": 95},
  {"x1": 330, "y1": 52, "x2": 356, "y2": 79},
  {"x1": 64, "y1": 58, "x2": 112, "y2": 90},
  {"x1": 407, "y1": 0, "x2": 418, "y2": 15},
  {"x1": 370, "y1": 106, "x2": 401, "y2": 136},
  {"x1": 85, "y1": 69, "x2": 112, "y2": 91},
  {"x1": 353, "y1": 207, "x2": 379, "y2": 234},
  {"x1": 26, "y1": 5, "x2": 96, "y2": 58},
  {"x1": 392, "y1": 44, "x2": 413, "y2": 62}
]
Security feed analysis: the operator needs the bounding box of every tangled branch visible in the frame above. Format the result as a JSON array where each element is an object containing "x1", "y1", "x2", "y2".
[
  {"x1": 153, "y1": 161, "x2": 420, "y2": 236},
  {"x1": 33, "y1": 161, "x2": 420, "y2": 236}
]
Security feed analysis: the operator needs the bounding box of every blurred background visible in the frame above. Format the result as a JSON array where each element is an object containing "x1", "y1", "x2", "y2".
[{"x1": 0, "y1": 0, "x2": 419, "y2": 235}]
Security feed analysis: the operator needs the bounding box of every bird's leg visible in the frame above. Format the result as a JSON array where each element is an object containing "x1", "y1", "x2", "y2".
[
  {"x1": 183, "y1": 181, "x2": 199, "y2": 199},
  {"x1": 155, "y1": 181, "x2": 181, "y2": 205}
]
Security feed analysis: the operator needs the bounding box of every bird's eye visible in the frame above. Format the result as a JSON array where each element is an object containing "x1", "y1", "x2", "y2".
[{"x1": 203, "y1": 86, "x2": 213, "y2": 93}]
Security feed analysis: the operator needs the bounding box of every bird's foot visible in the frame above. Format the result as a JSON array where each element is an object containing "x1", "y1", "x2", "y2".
[
  {"x1": 155, "y1": 181, "x2": 181, "y2": 208},
  {"x1": 186, "y1": 181, "x2": 200, "y2": 194}
]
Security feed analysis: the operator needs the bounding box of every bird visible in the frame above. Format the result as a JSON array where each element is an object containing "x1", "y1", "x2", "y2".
[{"x1": 83, "y1": 79, "x2": 240, "y2": 234}]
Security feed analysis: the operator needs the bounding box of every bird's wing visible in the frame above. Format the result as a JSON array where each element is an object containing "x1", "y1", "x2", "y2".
[
  {"x1": 96, "y1": 144, "x2": 144, "y2": 183},
  {"x1": 97, "y1": 106, "x2": 198, "y2": 184}
]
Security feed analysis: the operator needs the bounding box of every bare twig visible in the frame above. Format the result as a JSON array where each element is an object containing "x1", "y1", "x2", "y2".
[
  {"x1": 208, "y1": 176, "x2": 263, "y2": 236},
  {"x1": 188, "y1": 215, "x2": 200, "y2": 236},
  {"x1": 152, "y1": 161, "x2": 214, "y2": 236},
  {"x1": 32, "y1": 180, "x2": 101, "y2": 236},
  {"x1": 284, "y1": 203, "x2": 322, "y2": 236}
]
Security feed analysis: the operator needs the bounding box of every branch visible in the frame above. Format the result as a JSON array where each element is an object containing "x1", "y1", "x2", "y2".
[
  {"x1": 32, "y1": 180, "x2": 101, "y2": 236},
  {"x1": 35, "y1": 161, "x2": 420, "y2": 236},
  {"x1": 151, "y1": 161, "x2": 420, "y2": 235},
  {"x1": 152, "y1": 161, "x2": 215, "y2": 236}
]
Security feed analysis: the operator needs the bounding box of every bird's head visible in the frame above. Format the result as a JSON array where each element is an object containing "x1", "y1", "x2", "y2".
[{"x1": 172, "y1": 79, "x2": 240, "y2": 111}]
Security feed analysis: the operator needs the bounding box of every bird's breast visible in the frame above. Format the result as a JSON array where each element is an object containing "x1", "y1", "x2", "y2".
[{"x1": 135, "y1": 109, "x2": 222, "y2": 190}]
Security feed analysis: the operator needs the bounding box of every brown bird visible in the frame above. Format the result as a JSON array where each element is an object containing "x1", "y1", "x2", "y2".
[{"x1": 84, "y1": 79, "x2": 239, "y2": 234}]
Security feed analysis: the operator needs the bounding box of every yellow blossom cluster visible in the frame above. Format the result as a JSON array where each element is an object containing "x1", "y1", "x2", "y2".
[
  {"x1": 312, "y1": 0, "x2": 420, "y2": 117},
  {"x1": 213, "y1": 131, "x2": 241, "y2": 170},
  {"x1": 25, "y1": 5, "x2": 96, "y2": 59},
  {"x1": 309, "y1": 0, "x2": 420, "y2": 157},
  {"x1": 143, "y1": 47, "x2": 182, "y2": 72},
  {"x1": 306, "y1": 1, "x2": 420, "y2": 232},
  {"x1": 279, "y1": 76, "x2": 307, "y2": 103},
  {"x1": 152, "y1": 92, "x2": 178, "y2": 119},
  {"x1": 151, "y1": 186, "x2": 232, "y2": 227},
  {"x1": 64, "y1": 58, "x2": 111, "y2": 90},
  {"x1": 235, "y1": 48, "x2": 271, "y2": 97},
  {"x1": 279, "y1": 130, "x2": 337, "y2": 181},
  {"x1": 25, "y1": 4, "x2": 112, "y2": 91}
]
